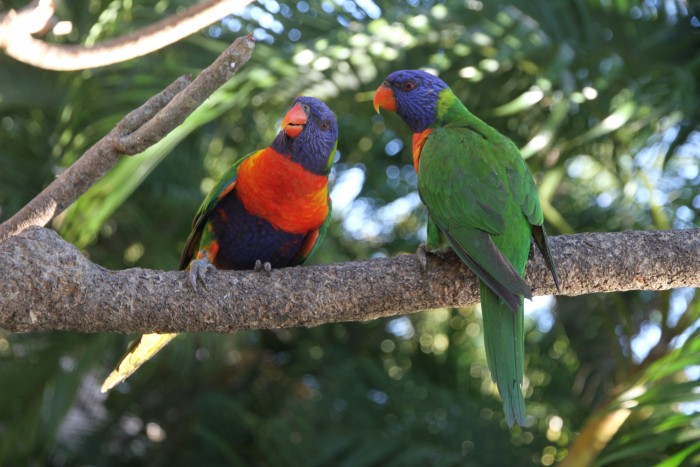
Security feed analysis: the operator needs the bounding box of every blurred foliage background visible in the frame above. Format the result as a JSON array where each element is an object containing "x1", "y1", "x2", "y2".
[{"x1": 1, "y1": 0, "x2": 699, "y2": 465}]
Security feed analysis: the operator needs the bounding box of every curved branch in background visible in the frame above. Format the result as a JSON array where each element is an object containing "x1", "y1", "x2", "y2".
[
  {"x1": 0, "y1": 0, "x2": 254, "y2": 70},
  {"x1": 560, "y1": 409, "x2": 633, "y2": 467},
  {"x1": 0, "y1": 34, "x2": 255, "y2": 243},
  {"x1": 1, "y1": 227, "x2": 698, "y2": 333}
]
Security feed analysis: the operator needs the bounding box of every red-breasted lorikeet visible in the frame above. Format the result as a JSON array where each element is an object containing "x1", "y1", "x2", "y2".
[{"x1": 102, "y1": 96, "x2": 338, "y2": 392}]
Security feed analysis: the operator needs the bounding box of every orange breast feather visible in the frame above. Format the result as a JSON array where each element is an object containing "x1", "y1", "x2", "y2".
[
  {"x1": 412, "y1": 128, "x2": 432, "y2": 172},
  {"x1": 235, "y1": 149, "x2": 329, "y2": 234}
]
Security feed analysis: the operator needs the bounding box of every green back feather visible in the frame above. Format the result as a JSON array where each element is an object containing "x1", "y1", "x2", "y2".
[{"x1": 418, "y1": 88, "x2": 559, "y2": 426}]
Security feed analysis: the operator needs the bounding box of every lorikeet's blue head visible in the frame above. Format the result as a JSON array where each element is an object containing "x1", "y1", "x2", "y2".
[
  {"x1": 373, "y1": 70, "x2": 449, "y2": 133},
  {"x1": 273, "y1": 96, "x2": 338, "y2": 175}
]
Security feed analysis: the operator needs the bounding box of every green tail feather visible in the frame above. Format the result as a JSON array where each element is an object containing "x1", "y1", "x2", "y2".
[{"x1": 480, "y1": 282, "x2": 525, "y2": 427}]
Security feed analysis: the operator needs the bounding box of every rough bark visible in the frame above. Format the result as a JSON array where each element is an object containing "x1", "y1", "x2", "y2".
[
  {"x1": 1, "y1": 227, "x2": 698, "y2": 334},
  {"x1": 0, "y1": 0, "x2": 255, "y2": 71},
  {"x1": 0, "y1": 34, "x2": 255, "y2": 243}
]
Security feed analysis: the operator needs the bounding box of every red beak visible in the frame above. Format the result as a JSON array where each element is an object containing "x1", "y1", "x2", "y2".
[
  {"x1": 281, "y1": 103, "x2": 307, "y2": 138},
  {"x1": 373, "y1": 82, "x2": 396, "y2": 113}
]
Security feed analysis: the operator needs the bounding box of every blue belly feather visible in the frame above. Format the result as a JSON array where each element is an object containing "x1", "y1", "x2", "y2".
[{"x1": 208, "y1": 192, "x2": 305, "y2": 270}]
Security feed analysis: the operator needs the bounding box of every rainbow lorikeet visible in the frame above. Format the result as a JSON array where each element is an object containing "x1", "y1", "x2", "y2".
[
  {"x1": 101, "y1": 96, "x2": 338, "y2": 393},
  {"x1": 373, "y1": 70, "x2": 560, "y2": 426}
]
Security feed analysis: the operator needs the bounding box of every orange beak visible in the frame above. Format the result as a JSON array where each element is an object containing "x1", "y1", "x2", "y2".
[
  {"x1": 373, "y1": 82, "x2": 396, "y2": 113},
  {"x1": 281, "y1": 103, "x2": 307, "y2": 138}
]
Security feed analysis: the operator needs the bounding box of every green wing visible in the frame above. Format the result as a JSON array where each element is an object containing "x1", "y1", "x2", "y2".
[
  {"x1": 506, "y1": 157, "x2": 561, "y2": 290},
  {"x1": 178, "y1": 149, "x2": 262, "y2": 270},
  {"x1": 418, "y1": 126, "x2": 533, "y2": 311}
]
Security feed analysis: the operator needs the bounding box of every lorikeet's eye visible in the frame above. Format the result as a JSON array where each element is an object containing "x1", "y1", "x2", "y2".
[
  {"x1": 403, "y1": 80, "x2": 416, "y2": 92},
  {"x1": 320, "y1": 120, "x2": 330, "y2": 131}
]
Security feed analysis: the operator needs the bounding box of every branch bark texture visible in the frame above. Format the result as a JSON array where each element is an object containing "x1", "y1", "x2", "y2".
[
  {"x1": 1, "y1": 227, "x2": 698, "y2": 334},
  {"x1": 0, "y1": 34, "x2": 255, "y2": 243},
  {"x1": 0, "y1": 0, "x2": 255, "y2": 70}
]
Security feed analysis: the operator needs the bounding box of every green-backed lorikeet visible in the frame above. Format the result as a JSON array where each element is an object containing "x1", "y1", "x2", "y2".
[
  {"x1": 373, "y1": 70, "x2": 560, "y2": 426},
  {"x1": 101, "y1": 96, "x2": 338, "y2": 392}
]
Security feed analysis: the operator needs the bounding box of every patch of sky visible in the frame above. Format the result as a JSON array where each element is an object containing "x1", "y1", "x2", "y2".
[
  {"x1": 342, "y1": 0, "x2": 366, "y2": 20},
  {"x1": 208, "y1": 25, "x2": 222, "y2": 38},
  {"x1": 665, "y1": 288, "x2": 698, "y2": 353},
  {"x1": 677, "y1": 367, "x2": 700, "y2": 415},
  {"x1": 288, "y1": 28, "x2": 301, "y2": 41},
  {"x1": 335, "y1": 163, "x2": 423, "y2": 243},
  {"x1": 596, "y1": 192, "x2": 613, "y2": 209},
  {"x1": 384, "y1": 138, "x2": 403, "y2": 156},
  {"x1": 279, "y1": 3, "x2": 293, "y2": 18},
  {"x1": 667, "y1": 288, "x2": 695, "y2": 328},
  {"x1": 248, "y1": 5, "x2": 263, "y2": 21},
  {"x1": 387, "y1": 316, "x2": 415, "y2": 339},
  {"x1": 401, "y1": 165, "x2": 418, "y2": 187},
  {"x1": 330, "y1": 166, "x2": 365, "y2": 214},
  {"x1": 678, "y1": 398, "x2": 700, "y2": 416},
  {"x1": 386, "y1": 165, "x2": 400, "y2": 180},
  {"x1": 355, "y1": 0, "x2": 382, "y2": 19},
  {"x1": 341, "y1": 198, "x2": 379, "y2": 241},
  {"x1": 674, "y1": 205, "x2": 695, "y2": 228},
  {"x1": 257, "y1": 11, "x2": 275, "y2": 29},
  {"x1": 262, "y1": 0, "x2": 281, "y2": 14},
  {"x1": 367, "y1": 389, "x2": 389, "y2": 405},
  {"x1": 301, "y1": 374, "x2": 320, "y2": 393},
  {"x1": 663, "y1": 0, "x2": 679, "y2": 23},
  {"x1": 386, "y1": 165, "x2": 400, "y2": 189},
  {"x1": 376, "y1": 192, "x2": 421, "y2": 225},
  {"x1": 524, "y1": 295, "x2": 556, "y2": 332},
  {"x1": 679, "y1": 163, "x2": 699, "y2": 180},
  {"x1": 253, "y1": 27, "x2": 274, "y2": 44},
  {"x1": 222, "y1": 16, "x2": 241, "y2": 33},
  {"x1": 270, "y1": 20, "x2": 284, "y2": 34},
  {"x1": 565, "y1": 155, "x2": 592, "y2": 179},
  {"x1": 630, "y1": 321, "x2": 662, "y2": 363}
]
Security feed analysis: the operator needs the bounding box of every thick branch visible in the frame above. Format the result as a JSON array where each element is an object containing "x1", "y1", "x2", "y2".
[
  {"x1": 0, "y1": 34, "x2": 255, "y2": 243},
  {"x1": 0, "y1": 0, "x2": 255, "y2": 70},
  {"x1": 1, "y1": 228, "x2": 698, "y2": 333}
]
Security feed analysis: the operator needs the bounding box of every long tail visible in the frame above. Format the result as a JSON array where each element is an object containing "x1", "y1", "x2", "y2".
[
  {"x1": 480, "y1": 282, "x2": 525, "y2": 427},
  {"x1": 100, "y1": 333, "x2": 178, "y2": 393}
]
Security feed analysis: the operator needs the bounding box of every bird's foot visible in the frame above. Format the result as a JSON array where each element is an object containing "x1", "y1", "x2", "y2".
[
  {"x1": 188, "y1": 258, "x2": 216, "y2": 291},
  {"x1": 417, "y1": 244, "x2": 452, "y2": 272},
  {"x1": 416, "y1": 244, "x2": 429, "y2": 272},
  {"x1": 254, "y1": 259, "x2": 273, "y2": 276}
]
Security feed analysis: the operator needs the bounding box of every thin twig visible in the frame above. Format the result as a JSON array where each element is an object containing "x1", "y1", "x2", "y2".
[{"x1": 0, "y1": 34, "x2": 255, "y2": 243}]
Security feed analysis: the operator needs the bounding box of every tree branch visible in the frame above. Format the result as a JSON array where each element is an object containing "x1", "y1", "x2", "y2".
[
  {"x1": 0, "y1": 34, "x2": 255, "y2": 243},
  {"x1": 559, "y1": 408, "x2": 632, "y2": 467},
  {"x1": 1, "y1": 227, "x2": 698, "y2": 333},
  {"x1": 0, "y1": 0, "x2": 255, "y2": 70}
]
